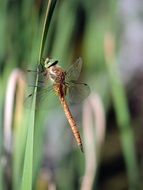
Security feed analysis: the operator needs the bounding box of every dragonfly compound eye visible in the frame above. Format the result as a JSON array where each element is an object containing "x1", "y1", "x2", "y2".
[
  {"x1": 44, "y1": 57, "x2": 58, "y2": 68},
  {"x1": 47, "y1": 60, "x2": 58, "y2": 68}
]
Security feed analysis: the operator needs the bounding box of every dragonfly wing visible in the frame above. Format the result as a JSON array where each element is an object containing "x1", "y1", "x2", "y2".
[
  {"x1": 67, "y1": 82, "x2": 90, "y2": 104},
  {"x1": 65, "y1": 57, "x2": 82, "y2": 82},
  {"x1": 25, "y1": 65, "x2": 53, "y2": 109},
  {"x1": 25, "y1": 85, "x2": 53, "y2": 109},
  {"x1": 26, "y1": 64, "x2": 50, "y2": 88}
]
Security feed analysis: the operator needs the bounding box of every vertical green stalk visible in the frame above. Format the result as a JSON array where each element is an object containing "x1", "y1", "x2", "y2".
[
  {"x1": 104, "y1": 33, "x2": 141, "y2": 189},
  {"x1": 20, "y1": 111, "x2": 35, "y2": 190},
  {"x1": 38, "y1": 0, "x2": 57, "y2": 61},
  {"x1": 20, "y1": 1, "x2": 57, "y2": 190}
]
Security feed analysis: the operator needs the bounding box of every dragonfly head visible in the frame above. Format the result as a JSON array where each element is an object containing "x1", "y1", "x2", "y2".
[{"x1": 44, "y1": 58, "x2": 58, "y2": 68}]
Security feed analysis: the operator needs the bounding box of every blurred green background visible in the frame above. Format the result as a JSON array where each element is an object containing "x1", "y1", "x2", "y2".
[{"x1": 0, "y1": 0, "x2": 143, "y2": 189}]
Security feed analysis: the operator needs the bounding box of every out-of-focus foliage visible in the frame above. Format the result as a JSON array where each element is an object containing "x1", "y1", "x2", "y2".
[{"x1": 0, "y1": 0, "x2": 142, "y2": 190}]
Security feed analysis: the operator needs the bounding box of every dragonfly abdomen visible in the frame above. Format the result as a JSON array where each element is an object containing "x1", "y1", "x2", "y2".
[
  {"x1": 59, "y1": 96, "x2": 84, "y2": 152},
  {"x1": 53, "y1": 83, "x2": 66, "y2": 97}
]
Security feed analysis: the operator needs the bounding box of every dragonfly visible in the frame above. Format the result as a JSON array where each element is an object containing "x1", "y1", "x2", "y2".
[{"x1": 27, "y1": 57, "x2": 90, "y2": 152}]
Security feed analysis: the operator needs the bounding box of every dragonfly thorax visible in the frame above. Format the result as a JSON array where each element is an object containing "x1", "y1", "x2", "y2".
[{"x1": 48, "y1": 65, "x2": 65, "y2": 84}]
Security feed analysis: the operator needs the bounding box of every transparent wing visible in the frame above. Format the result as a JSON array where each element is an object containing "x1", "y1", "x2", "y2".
[
  {"x1": 66, "y1": 82, "x2": 90, "y2": 104},
  {"x1": 25, "y1": 86, "x2": 54, "y2": 109},
  {"x1": 65, "y1": 57, "x2": 82, "y2": 82},
  {"x1": 25, "y1": 64, "x2": 53, "y2": 109},
  {"x1": 26, "y1": 64, "x2": 49, "y2": 88}
]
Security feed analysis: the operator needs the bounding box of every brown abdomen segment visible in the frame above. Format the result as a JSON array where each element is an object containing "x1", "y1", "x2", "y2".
[{"x1": 59, "y1": 95, "x2": 84, "y2": 152}]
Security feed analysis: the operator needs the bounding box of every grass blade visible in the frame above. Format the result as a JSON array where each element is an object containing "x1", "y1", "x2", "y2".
[
  {"x1": 39, "y1": 0, "x2": 57, "y2": 61},
  {"x1": 20, "y1": 110, "x2": 35, "y2": 190},
  {"x1": 21, "y1": 1, "x2": 58, "y2": 190}
]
